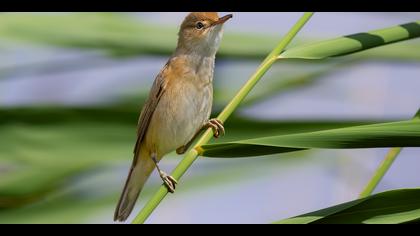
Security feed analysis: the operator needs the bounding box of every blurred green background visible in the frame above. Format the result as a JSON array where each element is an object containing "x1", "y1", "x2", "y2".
[{"x1": 0, "y1": 12, "x2": 420, "y2": 224}]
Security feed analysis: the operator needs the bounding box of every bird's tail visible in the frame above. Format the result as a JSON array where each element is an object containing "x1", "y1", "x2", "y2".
[{"x1": 114, "y1": 147, "x2": 155, "y2": 222}]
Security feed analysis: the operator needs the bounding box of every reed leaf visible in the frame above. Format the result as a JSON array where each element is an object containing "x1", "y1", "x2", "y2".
[
  {"x1": 280, "y1": 21, "x2": 420, "y2": 59},
  {"x1": 275, "y1": 188, "x2": 420, "y2": 224},
  {"x1": 198, "y1": 117, "x2": 420, "y2": 158}
]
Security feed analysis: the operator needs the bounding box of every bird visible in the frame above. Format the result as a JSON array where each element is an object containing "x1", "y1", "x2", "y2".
[{"x1": 114, "y1": 12, "x2": 232, "y2": 222}]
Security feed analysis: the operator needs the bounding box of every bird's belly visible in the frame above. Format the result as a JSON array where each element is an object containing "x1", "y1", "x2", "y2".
[{"x1": 146, "y1": 82, "x2": 212, "y2": 156}]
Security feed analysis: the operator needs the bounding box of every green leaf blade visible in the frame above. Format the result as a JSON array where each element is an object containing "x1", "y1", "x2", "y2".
[
  {"x1": 275, "y1": 188, "x2": 420, "y2": 224},
  {"x1": 280, "y1": 21, "x2": 420, "y2": 59},
  {"x1": 199, "y1": 119, "x2": 420, "y2": 158}
]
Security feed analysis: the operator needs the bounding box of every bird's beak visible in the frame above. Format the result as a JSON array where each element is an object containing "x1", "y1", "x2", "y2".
[{"x1": 212, "y1": 14, "x2": 233, "y2": 26}]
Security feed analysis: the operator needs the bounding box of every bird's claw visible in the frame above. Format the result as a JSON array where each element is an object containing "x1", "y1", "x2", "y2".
[
  {"x1": 207, "y1": 118, "x2": 225, "y2": 138},
  {"x1": 159, "y1": 171, "x2": 178, "y2": 193}
]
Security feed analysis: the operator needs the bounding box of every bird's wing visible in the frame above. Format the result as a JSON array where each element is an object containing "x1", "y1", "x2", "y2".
[
  {"x1": 114, "y1": 62, "x2": 172, "y2": 221},
  {"x1": 132, "y1": 62, "x2": 170, "y2": 164}
]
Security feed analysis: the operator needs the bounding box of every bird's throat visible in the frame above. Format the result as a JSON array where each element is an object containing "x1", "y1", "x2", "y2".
[{"x1": 186, "y1": 53, "x2": 215, "y2": 83}]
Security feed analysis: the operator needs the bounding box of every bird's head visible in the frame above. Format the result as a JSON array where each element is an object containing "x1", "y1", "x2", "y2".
[{"x1": 176, "y1": 12, "x2": 232, "y2": 56}]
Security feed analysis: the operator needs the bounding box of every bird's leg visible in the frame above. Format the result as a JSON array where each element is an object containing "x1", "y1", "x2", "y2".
[
  {"x1": 176, "y1": 118, "x2": 225, "y2": 154},
  {"x1": 151, "y1": 154, "x2": 178, "y2": 193}
]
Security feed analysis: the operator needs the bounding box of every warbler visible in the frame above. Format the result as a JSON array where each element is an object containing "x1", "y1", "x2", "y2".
[{"x1": 114, "y1": 12, "x2": 232, "y2": 221}]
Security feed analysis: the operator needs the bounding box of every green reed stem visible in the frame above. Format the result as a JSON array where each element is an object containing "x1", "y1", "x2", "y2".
[{"x1": 359, "y1": 148, "x2": 402, "y2": 198}]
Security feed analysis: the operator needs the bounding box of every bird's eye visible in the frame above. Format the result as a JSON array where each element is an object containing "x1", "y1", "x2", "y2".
[{"x1": 196, "y1": 22, "x2": 204, "y2": 29}]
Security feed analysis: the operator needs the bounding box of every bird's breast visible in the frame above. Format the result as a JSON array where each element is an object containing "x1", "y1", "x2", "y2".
[{"x1": 147, "y1": 71, "x2": 214, "y2": 156}]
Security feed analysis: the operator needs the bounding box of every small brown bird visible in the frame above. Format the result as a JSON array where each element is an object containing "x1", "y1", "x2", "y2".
[{"x1": 114, "y1": 12, "x2": 232, "y2": 221}]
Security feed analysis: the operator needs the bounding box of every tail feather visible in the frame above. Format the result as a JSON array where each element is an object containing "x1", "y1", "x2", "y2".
[{"x1": 114, "y1": 149, "x2": 155, "y2": 222}]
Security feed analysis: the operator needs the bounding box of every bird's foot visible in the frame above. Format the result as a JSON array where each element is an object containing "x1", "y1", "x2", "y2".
[
  {"x1": 159, "y1": 171, "x2": 178, "y2": 193},
  {"x1": 206, "y1": 118, "x2": 225, "y2": 138}
]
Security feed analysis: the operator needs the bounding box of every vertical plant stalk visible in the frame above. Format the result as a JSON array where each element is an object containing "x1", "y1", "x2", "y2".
[
  {"x1": 359, "y1": 148, "x2": 402, "y2": 198},
  {"x1": 131, "y1": 12, "x2": 314, "y2": 224},
  {"x1": 359, "y1": 109, "x2": 420, "y2": 198}
]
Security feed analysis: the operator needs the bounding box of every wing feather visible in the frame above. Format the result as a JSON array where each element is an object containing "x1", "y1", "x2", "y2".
[
  {"x1": 132, "y1": 61, "x2": 170, "y2": 164},
  {"x1": 114, "y1": 61, "x2": 171, "y2": 221}
]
